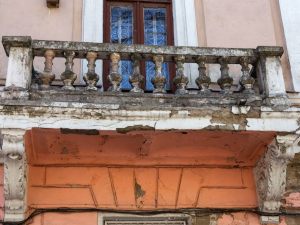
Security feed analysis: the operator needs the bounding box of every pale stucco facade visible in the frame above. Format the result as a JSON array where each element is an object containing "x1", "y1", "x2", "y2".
[{"x1": 1, "y1": 1, "x2": 300, "y2": 225}]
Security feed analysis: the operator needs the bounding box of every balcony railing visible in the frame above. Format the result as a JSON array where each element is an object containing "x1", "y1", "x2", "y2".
[{"x1": 1, "y1": 36, "x2": 288, "y2": 107}]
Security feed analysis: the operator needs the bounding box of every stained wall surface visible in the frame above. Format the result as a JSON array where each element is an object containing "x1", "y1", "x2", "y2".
[
  {"x1": 0, "y1": 166, "x2": 3, "y2": 221},
  {"x1": 27, "y1": 166, "x2": 258, "y2": 209},
  {"x1": 0, "y1": 0, "x2": 83, "y2": 82},
  {"x1": 27, "y1": 211, "x2": 290, "y2": 225},
  {"x1": 26, "y1": 129, "x2": 276, "y2": 210},
  {"x1": 24, "y1": 129, "x2": 278, "y2": 225},
  {"x1": 194, "y1": 0, "x2": 292, "y2": 91}
]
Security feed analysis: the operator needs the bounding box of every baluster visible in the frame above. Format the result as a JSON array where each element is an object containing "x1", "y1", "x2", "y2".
[
  {"x1": 129, "y1": 53, "x2": 144, "y2": 93},
  {"x1": 217, "y1": 57, "x2": 233, "y2": 94},
  {"x1": 61, "y1": 51, "x2": 77, "y2": 90},
  {"x1": 108, "y1": 53, "x2": 122, "y2": 92},
  {"x1": 173, "y1": 55, "x2": 188, "y2": 95},
  {"x1": 196, "y1": 56, "x2": 211, "y2": 93},
  {"x1": 84, "y1": 52, "x2": 99, "y2": 91},
  {"x1": 240, "y1": 57, "x2": 255, "y2": 94},
  {"x1": 151, "y1": 55, "x2": 166, "y2": 94},
  {"x1": 39, "y1": 50, "x2": 55, "y2": 89}
]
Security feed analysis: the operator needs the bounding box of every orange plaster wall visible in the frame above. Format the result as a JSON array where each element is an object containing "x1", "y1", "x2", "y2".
[
  {"x1": 26, "y1": 160, "x2": 294, "y2": 225},
  {"x1": 24, "y1": 129, "x2": 279, "y2": 225},
  {"x1": 27, "y1": 166, "x2": 258, "y2": 210}
]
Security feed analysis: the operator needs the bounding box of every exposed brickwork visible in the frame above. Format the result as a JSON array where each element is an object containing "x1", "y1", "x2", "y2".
[
  {"x1": 0, "y1": 165, "x2": 4, "y2": 220},
  {"x1": 284, "y1": 193, "x2": 300, "y2": 209},
  {"x1": 217, "y1": 213, "x2": 261, "y2": 225}
]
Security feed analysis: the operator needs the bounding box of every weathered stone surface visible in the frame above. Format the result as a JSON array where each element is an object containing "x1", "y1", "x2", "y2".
[
  {"x1": 286, "y1": 153, "x2": 300, "y2": 192},
  {"x1": 84, "y1": 52, "x2": 99, "y2": 91},
  {"x1": 1, "y1": 129, "x2": 26, "y2": 222},
  {"x1": 61, "y1": 51, "x2": 77, "y2": 90},
  {"x1": 173, "y1": 55, "x2": 188, "y2": 94},
  {"x1": 254, "y1": 135, "x2": 300, "y2": 213},
  {"x1": 108, "y1": 53, "x2": 122, "y2": 92},
  {"x1": 3, "y1": 36, "x2": 262, "y2": 63},
  {"x1": 152, "y1": 55, "x2": 166, "y2": 94},
  {"x1": 5, "y1": 47, "x2": 32, "y2": 90},
  {"x1": 240, "y1": 57, "x2": 255, "y2": 93},
  {"x1": 38, "y1": 50, "x2": 55, "y2": 89},
  {"x1": 196, "y1": 56, "x2": 211, "y2": 93},
  {"x1": 129, "y1": 53, "x2": 144, "y2": 93},
  {"x1": 2, "y1": 36, "x2": 32, "y2": 56}
]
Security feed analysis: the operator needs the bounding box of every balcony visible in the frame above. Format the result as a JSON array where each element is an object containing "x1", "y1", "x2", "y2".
[
  {"x1": 1, "y1": 36, "x2": 288, "y2": 109},
  {"x1": 0, "y1": 37, "x2": 298, "y2": 221},
  {"x1": 0, "y1": 36, "x2": 293, "y2": 133}
]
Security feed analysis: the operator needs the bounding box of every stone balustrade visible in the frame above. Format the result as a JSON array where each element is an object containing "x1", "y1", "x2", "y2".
[{"x1": 1, "y1": 36, "x2": 288, "y2": 107}]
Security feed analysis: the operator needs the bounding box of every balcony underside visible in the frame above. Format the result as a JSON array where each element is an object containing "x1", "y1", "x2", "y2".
[
  {"x1": 26, "y1": 128, "x2": 275, "y2": 167},
  {"x1": 26, "y1": 128, "x2": 275, "y2": 210}
]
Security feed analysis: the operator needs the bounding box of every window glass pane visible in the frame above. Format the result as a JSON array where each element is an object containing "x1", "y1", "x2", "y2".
[
  {"x1": 110, "y1": 6, "x2": 133, "y2": 90},
  {"x1": 144, "y1": 8, "x2": 170, "y2": 91}
]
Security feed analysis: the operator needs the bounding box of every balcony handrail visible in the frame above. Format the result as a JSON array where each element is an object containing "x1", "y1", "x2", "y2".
[{"x1": 3, "y1": 36, "x2": 283, "y2": 63}]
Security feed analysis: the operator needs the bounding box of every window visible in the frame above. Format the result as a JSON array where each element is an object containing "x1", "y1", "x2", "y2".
[
  {"x1": 100, "y1": 214, "x2": 190, "y2": 225},
  {"x1": 103, "y1": 0, "x2": 174, "y2": 92}
]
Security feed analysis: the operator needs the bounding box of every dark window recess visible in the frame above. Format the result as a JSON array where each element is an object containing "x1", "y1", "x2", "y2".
[
  {"x1": 103, "y1": 0, "x2": 174, "y2": 92},
  {"x1": 46, "y1": 0, "x2": 59, "y2": 8}
]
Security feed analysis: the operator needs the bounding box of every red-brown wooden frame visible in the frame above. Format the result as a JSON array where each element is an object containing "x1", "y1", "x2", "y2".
[{"x1": 103, "y1": 0, "x2": 175, "y2": 92}]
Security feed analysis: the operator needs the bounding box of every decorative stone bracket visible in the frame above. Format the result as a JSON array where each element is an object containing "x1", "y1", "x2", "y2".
[
  {"x1": 254, "y1": 134, "x2": 300, "y2": 215},
  {"x1": 0, "y1": 129, "x2": 27, "y2": 222}
]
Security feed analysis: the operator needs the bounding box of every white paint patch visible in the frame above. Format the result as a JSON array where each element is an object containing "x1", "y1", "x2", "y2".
[
  {"x1": 233, "y1": 124, "x2": 240, "y2": 130},
  {"x1": 246, "y1": 118, "x2": 299, "y2": 132},
  {"x1": 263, "y1": 57, "x2": 286, "y2": 96},
  {"x1": 6, "y1": 47, "x2": 32, "y2": 89},
  {"x1": 1, "y1": 111, "x2": 299, "y2": 133},
  {"x1": 232, "y1": 106, "x2": 251, "y2": 115},
  {"x1": 155, "y1": 117, "x2": 213, "y2": 130}
]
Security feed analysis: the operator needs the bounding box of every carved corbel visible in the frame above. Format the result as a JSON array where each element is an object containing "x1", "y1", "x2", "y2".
[
  {"x1": 254, "y1": 134, "x2": 300, "y2": 214},
  {"x1": 1, "y1": 129, "x2": 27, "y2": 222}
]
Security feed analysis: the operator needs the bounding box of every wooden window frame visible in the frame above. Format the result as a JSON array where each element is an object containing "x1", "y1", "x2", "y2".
[{"x1": 103, "y1": 0, "x2": 175, "y2": 92}]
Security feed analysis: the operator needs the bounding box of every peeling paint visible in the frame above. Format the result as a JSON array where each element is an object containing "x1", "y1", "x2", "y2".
[
  {"x1": 134, "y1": 179, "x2": 146, "y2": 208},
  {"x1": 116, "y1": 125, "x2": 155, "y2": 134}
]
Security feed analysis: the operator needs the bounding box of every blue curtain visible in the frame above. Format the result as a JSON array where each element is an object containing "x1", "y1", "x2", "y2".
[
  {"x1": 111, "y1": 6, "x2": 133, "y2": 90},
  {"x1": 144, "y1": 8, "x2": 170, "y2": 91},
  {"x1": 110, "y1": 6, "x2": 170, "y2": 91}
]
